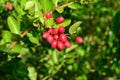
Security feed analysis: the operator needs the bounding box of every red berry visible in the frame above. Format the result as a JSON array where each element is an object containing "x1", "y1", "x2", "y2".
[
  {"x1": 42, "y1": 32, "x2": 49, "y2": 39},
  {"x1": 64, "y1": 41, "x2": 71, "y2": 48},
  {"x1": 53, "y1": 34, "x2": 59, "y2": 40},
  {"x1": 5, "y1": 2, "x2": 13, "y2": 10},
  {"x1": 57, "y1": 41, "x2": 64, "y2": 50},
  {"x1": 51, "y1": 40, "x2": 57, "y2": 48},
  {"x1": 45, "y1": 12, "x2": 52, "y2": 19},
  {"x1": 47, "y1": 28, "x2": 53, "y2": 33},
  {"x1": 59, "y1": 34, "x2": 67, "y2": 42},
  {"x1": 56, "y1": 16, "x2": 64, "y2": 24},
  {"x1": 53, "y1": 28, "x2": 59, "y2": 35},
  {"x1": 59, "y1": 26, "x2": 65, "y2": 33},
  {"x1": 76, "y1": 36, "x2": 83, "y2": 44},
  {"x1": 47, "y1": 35, "x2": 54, "y2": 43}
]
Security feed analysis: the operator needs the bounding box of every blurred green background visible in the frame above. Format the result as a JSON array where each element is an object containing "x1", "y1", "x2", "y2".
[{"x1": 0, "y1": 0, "x2": 120, "y2": 80}]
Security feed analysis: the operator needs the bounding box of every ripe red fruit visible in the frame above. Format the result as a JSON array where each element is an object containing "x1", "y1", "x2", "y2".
[
  {"x1": 76, "y1": 36, "x2": 83, "y2": 44},
  {"x1": 5, "y1": 2, "x2": 13, "y2": 10},
  {"x1": 45, "y1": 12, "x2": 52, "y2": 19},
  {"x1": 59, "y1": 26, "x2": 65, "y2": 33},
  {"x1": 53, "y1": 34, "x2": 59, "y2": 40},
  {"x1": 42, "y1": 32, "x2": 49, "y2": 39},
  {"x1": 47, "y1": 28, "x2": 53, "y2": 33},
  {"x1": 51, "y1": 40, "x2": 57, "y2": 48},
  {"x1": 57, "y1": 41, "x2": 64, "y2": 50},
  {"x1": 59, "y1": 34, "x2": 67, "y2": 42},
  {"x1": 56, "y1": 16, "x2": 64, "y2": 24},
  {"x1": 64, "y1": 41, "x2": 71, "y2": 48},
  {"x1": 47, "y1": 35, "x2": 54, "y2": 43},
  {"x1": 53, "y1": 28, "x2": 59, "y2": 35}
]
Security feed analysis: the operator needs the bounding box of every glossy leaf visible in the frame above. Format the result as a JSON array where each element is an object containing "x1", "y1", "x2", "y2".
[
  {"x1": 40, "y1": 0, "x2": 55, "y2": 13},
  {"x1": 7, "y1": 16, "x2": 20, "y2": 35},
  {"x1": 55, "y1": 19, "x2": 71, "y2": 28},
  {"x1": 69, "y1": 21, "x2": 82, "y2": 34},
  {"x1": 2, "y1": 30, "x2": 12, "y2": 42},
  {"x1": 24, "y1": 1, "x2": 34, "y2": 10}
]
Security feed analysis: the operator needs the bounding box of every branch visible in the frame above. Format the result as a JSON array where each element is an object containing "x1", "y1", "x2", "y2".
[
  {"x1": 56, "y1": 2, "x2": 73, "y2": 10},
  {"x1": 8, "y1": 26, "x2": 33, "y2": 49}
]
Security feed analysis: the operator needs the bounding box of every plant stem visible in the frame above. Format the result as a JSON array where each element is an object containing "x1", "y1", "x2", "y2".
[
  {"x1": 8, "y1": 26, "x2": 33, "y2": 49},
  {"x1": 56, "y1": 2, "x2": 73, "y2": 10}
]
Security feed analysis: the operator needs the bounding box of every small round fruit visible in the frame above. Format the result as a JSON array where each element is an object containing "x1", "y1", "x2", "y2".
[
  {"x1": 45, "y1": 12, "x2": 52, "y2": 19},
  {"x1": 53, "y1": 34, "x2": 59, "y2": 40},
  {"x1": 57, "y1": 41, "x2": 64, "y2": 50},
  {"x1": 59, "y1": 34, "x2": 67, "y2": 42},
  {"x1": 47, "y1": 28, "x2": 53, "y2": 33},
  {"x1": 53, "y1": 28, "x2": 59, "y2": 35},
  {"x1": 51, "y1": 40, "x2": 57, "y2": 48},
  {"x1": 64, "y1": 41, "x2": 71, "y2": 48},
  {"x1": 5, "y1": 2, "x2": 13, "y2": 10},
  {"x1": 42, "y1": 32, "x2": 49, "y2": 39},
  {"x1": 56, "y1": 16, "x2": 64, "y2": 24},
  {"x1": 47, "y1": 35, "x2": 54, "y2": 43},
  {"x1": 76, "y1": 36, "x2": 83, "y2": 44},
  {"x1": 59, "y1": 26, "x2": 65, "y2": 33}
]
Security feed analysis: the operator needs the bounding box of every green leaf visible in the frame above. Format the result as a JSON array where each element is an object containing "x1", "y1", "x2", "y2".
[
  {"x1": 2, "y1": 30, "x2": 12, "y2": 43},
  {"x1": 7, "y1": 16, "x2": 20, "y2": 35},
  {"x1": 11, "y1": 44, "x2": 22, "y2": 53},
  {"x1": 69, "y1": 21, "x2": 82, "y2": 34},
  {"x1": 68, "y1": 2, "x2": 80, "y2": 9},
  {"x1": 27, "y1": 33, "x2": 39, "y2": 44},
  {"x1": 24, "y1": 1, "x2": 34, "y2": 10},
  {"x1": 34, "y1": 0, "x2": 42, "y2": 18},
  {"x1": 52, "y1": 0, "x2": 58, "y2": 7},
  {"x1": 46, "y1": 18, "x2": 54, "y2": 28},
  {"x1": 56, "y1": 8, "x2": 64, "y2": 13},
  {"x1": 40, "y1": 0, "x2": 55, "y2": 13},
  {"x1": 55, "y1": 19, "x2": 71, "y2": 28},
  {"x1": 28, "y1": 66, "x2": 37, "y2": 80},
  {"x1": 65, "y1": 44, "x2": 78, "y2": 53},
  {"x1": 0, "y1": 44, "x2": 11, "y2": 53}
]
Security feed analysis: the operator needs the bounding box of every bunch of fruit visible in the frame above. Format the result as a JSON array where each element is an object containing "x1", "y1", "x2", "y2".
[{"x1": 42, "y1": 12, "x2": 83, "y2": 51}]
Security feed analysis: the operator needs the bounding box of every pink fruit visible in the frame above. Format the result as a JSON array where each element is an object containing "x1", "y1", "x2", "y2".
[
  {"x1": 53, "y1": 34, "x2": 59, "y2": 40},
  {"x1": 53, "y1": 28, "x2": 59, "y2": 35},
  {"x1": 5, "y1": 2, "x2": 13, "y2": 10},
  {"x1": 59, "y1": 34, "x2": 67, "y2": 42},
  {"x1": 57, "y1": 41, "x2": 64, "y2": 51},
  {"x1": 47, "y1": 28, "x2": 53, "y2": 33},
  {"x1": 56, "y1": 16, "x2": 64, "y2": 24},
  {"x1": 59, "y1": 26, "x2": 65, "y2": 33},
  {"x1": 76, "y1": 36, "x2": 83, "y2": 44},
  {"x1": 42, "y1": 32, "x2": 49, "y2": 39},
  {"x1": 64, "y1": 41, "x2": 71, "y2": 48},
  {"x1": 47, "y1": 35, "x2": 53, "y2": 43},
  {"x1": 45, "y1": 12, "x2": 52, "y2": 19},
  {"x1": 51, "y1": 40, "x2": 57, "y2": 48}
]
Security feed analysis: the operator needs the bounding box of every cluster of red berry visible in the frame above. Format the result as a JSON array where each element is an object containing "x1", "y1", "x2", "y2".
[
  {"x1": 43, "y1": 27, "x2": 71, "y2": 51},
  {"x1": 43, "y1": 12, "x2": 83, "y2": 51}
]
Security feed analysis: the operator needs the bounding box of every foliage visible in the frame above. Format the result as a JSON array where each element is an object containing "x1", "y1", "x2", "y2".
[{"x1": 0, "y1": 0, "x2": 120, "y2": 80}]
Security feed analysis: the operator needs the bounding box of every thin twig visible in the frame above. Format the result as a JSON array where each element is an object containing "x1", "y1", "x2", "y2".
[
  {"x1": 8, "y1": 26, "x2": 33, "y2": 49},
  {"x1": 56, "y1": 2, "x2": 73, "y2": 10}
]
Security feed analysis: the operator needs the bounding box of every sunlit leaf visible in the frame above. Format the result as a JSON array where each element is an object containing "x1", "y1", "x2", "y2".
[
  {"x1": 7, "y1": 16, "x2": 20, "y2": 35},
  {"x1": 28, "y1": 66, "x2": 37, "y2": 80},
  {"x1": 2, "y1": 30, "x2": 12, "y2": 42},
  {"x1": 69, "y1": 21, "x2": 82, "y2": 34},
  {"x1": 40, "y1": 0, "x2": 55, "y2": 13},
  {"x1": 24, "y1": 1, "x2": 34, "y2": 10},
  {"x1": 55, "y1": 19, "x2": 71, "y2": 28}
]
